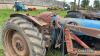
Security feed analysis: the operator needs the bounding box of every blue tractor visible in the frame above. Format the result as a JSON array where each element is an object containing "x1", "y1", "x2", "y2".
[
  {"x1": 62, "y1": 10, "x2": 100, "y2": 51},
  {"x1": 14, "y1": 1, "x2": 27, "y2": 11}
]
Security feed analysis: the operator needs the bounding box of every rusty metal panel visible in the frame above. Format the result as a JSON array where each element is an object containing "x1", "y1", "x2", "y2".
[
  {"x1": 64, "y1": 29, "x2": 74, "y2": 53},
  {"x1": 65, "y1": 22, "x2": 100, "y2": 55},
  {"x1": 37, "y1": 12, "x2": 53, "y2": 23}
]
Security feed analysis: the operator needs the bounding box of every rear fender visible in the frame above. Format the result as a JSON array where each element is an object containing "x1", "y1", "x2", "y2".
[{"x1": 10, "y1": 14, "x2": 47, "y2": 26}]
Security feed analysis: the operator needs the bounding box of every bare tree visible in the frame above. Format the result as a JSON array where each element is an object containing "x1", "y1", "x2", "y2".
[
  {"x1": 81, "y1": 0, "x2": 90, "y2": 9},
  {"x1": 78, "y1": 0, "x2": 81, "y2": 9}
]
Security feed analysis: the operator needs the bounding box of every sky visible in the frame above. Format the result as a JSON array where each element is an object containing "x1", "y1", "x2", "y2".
[{"x1": 57, "y1": 0, "x2": 94, "y2": 6}]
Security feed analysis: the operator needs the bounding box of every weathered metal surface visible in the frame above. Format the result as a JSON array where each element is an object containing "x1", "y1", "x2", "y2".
[
  {"x1": 71, "y1": 34, "x2": 89, "y2": 48},
  {"x1": 37, "y1": 12, "x2": 53, "y2": 23},
  {"x1": 10, "y1": 13, "x2": 48, "y2": 26},
  {"x1": 64, "y1": 29, "x2": 74, "y2": 53},
  {"x1": 37, "y1": 12, "x2": 61, "y2": 23},
  {"x1": 64, "y1": 27, "x2": 100, "y2": 55},
  {"x1": 28, "y1": 16, "x2": 48, "y2": 26}
]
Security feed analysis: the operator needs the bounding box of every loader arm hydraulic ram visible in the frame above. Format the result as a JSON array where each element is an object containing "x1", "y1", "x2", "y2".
[{"x1": 64, "y1": 24, "x2": 100, "y2": 56}]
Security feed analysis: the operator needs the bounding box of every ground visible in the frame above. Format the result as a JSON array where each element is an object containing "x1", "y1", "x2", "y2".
[{"x1": 0, "y1": 9, "x2": 66, "y2": 56}]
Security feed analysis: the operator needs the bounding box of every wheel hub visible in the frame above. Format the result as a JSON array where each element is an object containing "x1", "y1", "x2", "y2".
[
  {"x1": 16, "y1": 40, "x2": 24, "y2": 51},
  {"x1": 12, "y1": 32, "x2": 29, "y2": 56}
]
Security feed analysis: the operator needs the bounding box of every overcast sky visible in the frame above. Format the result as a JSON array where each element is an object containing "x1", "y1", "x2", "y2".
[{"x1": 57, "y1": 0, "x2": 94, "y2": 6}]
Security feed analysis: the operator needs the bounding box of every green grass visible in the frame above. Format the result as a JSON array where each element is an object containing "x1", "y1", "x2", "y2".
[
  {"x1": 0, "y1": 9, "x2": 66, "y2": 26},
  {"x1": 0, "y1": 49, "x2": 4, "y2": 56},
  {"x1": 0, "y1": 9, "x2": 67, "y2": 56},
  {"x1": 46, "y1": 49, "x2": 62, "y2": 56},
  {"x1": 0, "y1": 9, "x2": 12, "y2": 26},
  {"x1": 0, "y1": 9, "x2": 48, "y2": 26}
]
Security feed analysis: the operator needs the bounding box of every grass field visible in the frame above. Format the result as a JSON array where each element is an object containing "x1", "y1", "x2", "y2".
[
  {"x1": 0, "y1": 9, "x2": 66, "y2": 26},
  {"x1": 0, "y1": 9, "x2": 67, "y2": 56}
]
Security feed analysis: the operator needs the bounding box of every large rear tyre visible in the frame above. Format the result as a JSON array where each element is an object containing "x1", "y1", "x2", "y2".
[{"x1": 2, "y1": 17, "x2": 46, "y2": 56}]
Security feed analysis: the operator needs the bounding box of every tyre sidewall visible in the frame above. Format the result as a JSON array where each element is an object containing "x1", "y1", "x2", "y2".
[{"x1": 2, "y1": 22, "x2": 35, "y2": 56}]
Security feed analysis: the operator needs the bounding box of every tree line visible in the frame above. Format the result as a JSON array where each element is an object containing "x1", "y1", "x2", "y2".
[{"x1": 70, "y1": 0, "x2": 100, "y2": 10}]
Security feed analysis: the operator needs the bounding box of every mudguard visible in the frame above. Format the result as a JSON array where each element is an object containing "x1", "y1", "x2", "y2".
[{"x1": 10, "y1": 13, "x2": 48, "y2": 26}]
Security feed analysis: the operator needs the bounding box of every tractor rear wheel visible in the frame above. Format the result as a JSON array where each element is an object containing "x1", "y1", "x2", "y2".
[{"x1": 2, "y1": 17, "x2": 46, "y2": 56}]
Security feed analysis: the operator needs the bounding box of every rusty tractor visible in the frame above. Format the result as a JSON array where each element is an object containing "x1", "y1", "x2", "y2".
[
  {"x1": 2, "y1": 12, "x2": 100, "y2": 56},
  {"x1": 65, "y1": 10, "x2": 100, "y2": 20}
]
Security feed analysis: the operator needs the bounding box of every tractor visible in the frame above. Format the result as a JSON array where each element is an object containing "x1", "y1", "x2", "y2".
[
  {"x1": 2, "y1": 12, "x2": 100, "y2": 56},
  {"x1": 14, "y1": 1, "x2": 37, "y2": 11},
  {"x1": 65, "y1": 10, "x2": 100, "y2": 20},
  {"x1": 14, "y1": 1, "x2": 27, "y2": 11}
]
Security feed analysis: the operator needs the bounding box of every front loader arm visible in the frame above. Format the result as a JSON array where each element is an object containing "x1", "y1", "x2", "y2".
[{"x1": 64, "y1": 24, "x2": 100, "y2": 55}]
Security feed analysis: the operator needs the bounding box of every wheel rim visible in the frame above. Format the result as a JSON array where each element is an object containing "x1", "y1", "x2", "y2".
[
  {"x1": 12, "y1": 32, "x2": 29, "y2": 56},
  {"x1": 3, "y1": 29, "x2": 30, "y2": 56}
]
